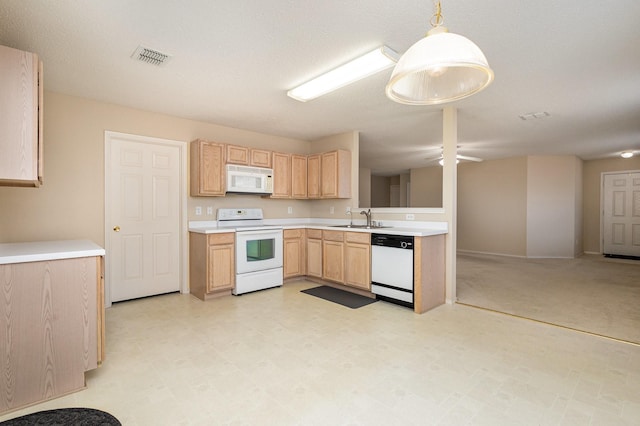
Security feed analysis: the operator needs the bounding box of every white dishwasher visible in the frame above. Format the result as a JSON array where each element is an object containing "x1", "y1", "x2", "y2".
[{"x1": 371, "y1": 234, "x2": 414, "y2": 308}]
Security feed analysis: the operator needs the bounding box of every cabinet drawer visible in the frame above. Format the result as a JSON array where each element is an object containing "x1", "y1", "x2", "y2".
[
  {"x1": 284, "y1": 228, "x2": 305, "y2": 239},
  {"x1": 345, "y1": 232, "x2": 370, "y2": 244},
  {"x1": 322, "y1": 230, "x2": 344, "y2": 242},
  {"x1": 208, "y1": 233, "x2": 235, "y2": 245},
  {"x1": 306, "y1": 228, "x2": 322, "y2": 239}
]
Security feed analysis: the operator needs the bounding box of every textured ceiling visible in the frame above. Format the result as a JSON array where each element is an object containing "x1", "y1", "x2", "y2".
[{"x1": 1, "y1": 0, "x2": 639, "y2": 175}]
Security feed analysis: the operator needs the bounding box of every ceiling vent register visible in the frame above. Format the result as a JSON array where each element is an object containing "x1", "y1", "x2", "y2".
[{"x1": 131, "y1": 46, "x2": 171, "y2": 66}]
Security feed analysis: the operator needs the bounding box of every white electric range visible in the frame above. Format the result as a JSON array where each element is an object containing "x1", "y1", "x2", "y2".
[{"x1": 217, "y1": 208, "x2": 283, "y2": 295}]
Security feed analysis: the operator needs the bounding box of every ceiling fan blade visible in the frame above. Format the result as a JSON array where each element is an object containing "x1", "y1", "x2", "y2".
[{"x1": 456, "y1": 155, "x2": 483, "y2": 162}]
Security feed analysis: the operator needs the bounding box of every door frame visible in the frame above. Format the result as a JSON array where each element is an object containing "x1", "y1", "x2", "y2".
[
  {"x1": 104, "y1": 131, "x2": 188, "y2": 306},
  {"x1": 600, "y1": 169, "x2": 640, "y2": 254}
]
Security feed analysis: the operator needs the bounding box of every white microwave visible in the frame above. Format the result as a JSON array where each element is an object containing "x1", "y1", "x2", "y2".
[{"x1": 226, "y1": 164, "x2": 273, "y2": 195}]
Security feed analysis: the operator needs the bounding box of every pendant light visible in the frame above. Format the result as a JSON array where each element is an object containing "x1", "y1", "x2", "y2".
[{"x1": 386, "y1": 1, "x2": 494, "y2": 105}]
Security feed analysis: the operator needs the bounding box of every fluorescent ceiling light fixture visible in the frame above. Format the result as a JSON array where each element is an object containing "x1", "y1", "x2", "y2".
[
  {"x1": 386, "y1": 1, "x2": 493, "y2": 105},
  {"x1": 621, "y1": 151, "x2": 634, "y2": 158},
  {"x1": 287, "y1": 46, "x2": 399, "y2": 102}
]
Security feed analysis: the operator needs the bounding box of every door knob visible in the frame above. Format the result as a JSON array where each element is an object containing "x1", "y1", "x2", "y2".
[{"x1": 113, "y1": 226, "x2": 120, "y2": 232}]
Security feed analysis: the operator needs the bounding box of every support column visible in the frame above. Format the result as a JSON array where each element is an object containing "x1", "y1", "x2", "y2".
[{"x1": 442, "y1": 107, "x2": 457, "y2": 303}]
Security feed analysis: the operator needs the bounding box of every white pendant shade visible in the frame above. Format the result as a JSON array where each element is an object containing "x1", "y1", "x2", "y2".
[{"x1": 386, "y1": 27, "x2": 494, "y2": 105}]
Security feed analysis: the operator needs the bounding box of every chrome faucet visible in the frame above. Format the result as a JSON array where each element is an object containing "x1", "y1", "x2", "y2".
[{"x1": 360, "y1": 208, "x2": 372, "y2": 227}]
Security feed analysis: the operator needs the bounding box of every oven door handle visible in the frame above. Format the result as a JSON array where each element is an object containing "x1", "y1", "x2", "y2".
[{"x1": 236, "y1": 229, "x2": 282, "y2": 237}]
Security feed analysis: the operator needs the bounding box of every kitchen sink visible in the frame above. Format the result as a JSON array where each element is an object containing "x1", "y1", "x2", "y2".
[{"x1": 330, "y1": 224, "x2": 392, "y2": 229}]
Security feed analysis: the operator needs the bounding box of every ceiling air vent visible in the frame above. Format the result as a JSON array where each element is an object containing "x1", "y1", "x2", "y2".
[{"x1": 131, "y1": 46, "x2": 171, "y2": 66}]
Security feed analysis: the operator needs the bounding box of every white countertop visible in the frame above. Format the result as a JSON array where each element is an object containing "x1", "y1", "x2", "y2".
[
  {"x1": 189, "y1": 219, "x2": 448, "y2": 237},
  {"x1": 0, "y1": 240, "x2": 105, "y2": 265}
]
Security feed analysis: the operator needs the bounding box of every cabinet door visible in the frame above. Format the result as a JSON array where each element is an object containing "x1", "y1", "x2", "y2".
[
  {"x1": 271, "y1": 152, "x2": 291, "y2": 198},
  {"x1": 207, "y1": 243, "x2": 234, "y2": 292},
  {"x1": 190, "y1": 140, "x2": 225, "y2": 196},
  {"x1": 250, "y1": 149, "x2": 272, "y2": 168},
  {"x1": 321, "y1": 150, "x2": 351, "y2": 199},
  {"x1": 291, "y1": 154, "x2": 308, "y2": 199},
  {"x1": 345, "y1": 242, "x2": 371, "y2": 290},
  {"x1": 226, "y1": 144, "x2": 249, "y2": 165},
  {"x1": 306, "y1": 237, "x2": 323, "y2": 278},
  {"x1": 322, "y1": 240, "x2": 344, "y2": 283},
  {"x1": 307, "y1": 154, "x2": 321, "y2": 199},
  {"x1": 0, "y1": 45, "x2": 42, "y2": 187},
  {"x1": 284, "y1": 237, "x2": 304, "y2": 278}
]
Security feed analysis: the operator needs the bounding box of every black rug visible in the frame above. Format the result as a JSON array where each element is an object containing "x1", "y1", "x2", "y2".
[
  {"x1": 0, "y1": 408, "x2": 121, "y2": 426},
  {"x1": 301, "y1": 285, "x2": 378, "y2": 309}
]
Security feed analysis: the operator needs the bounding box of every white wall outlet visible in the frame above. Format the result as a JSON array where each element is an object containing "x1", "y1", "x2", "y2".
[
  {"x1": 330, "y1": 206, "x2": 335, "y2": 214},
  {"x1": 206, "y1": 206, "x2": 213, "y2": 215},
  {"x1": 287, "y1": 206, "x2": 293, "y2": 214},
  {"x1": 406, "y1": 213, "x2": 415, "y2": 220},
  {"x1": 346, "y1": 206, "x2": 351, "y2": 214},
  {"x1": 195, "y1": 206, "x2": 202, "y2": 216}
]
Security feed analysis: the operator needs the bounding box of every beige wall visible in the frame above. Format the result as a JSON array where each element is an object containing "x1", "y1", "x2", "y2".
[
  {"x1": 371, "y1": 175, "x2": 391, "y2": 207},
  {"x1": 457, "y1": 157, "x2": 528, "y2": 256},
  {"x1": 0, "y1": 91, "x2": 312, "y2": 244},
  {"x1": 526, "y1": 156, "x2": 582, "y2": 258},
  {"x1": 410, "y1": 166, "x2": 443, "y2": 208},
  {"x1": 582, "y1": 156, "x2": 640, "y2": 253}
]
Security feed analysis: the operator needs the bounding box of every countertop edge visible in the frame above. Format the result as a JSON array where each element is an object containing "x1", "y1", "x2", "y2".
[{"x1": 0, "y1": 240, "x2": 106, "y2": 265}]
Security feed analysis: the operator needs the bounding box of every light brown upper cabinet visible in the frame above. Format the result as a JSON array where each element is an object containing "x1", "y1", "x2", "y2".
[
  {"x1": 226, "y1": 145, "x2": 272, "y2": 168},
  {"x1": 226, "y1": 144, "x2": 249, "y2": 165},
  {"x1": 250, "y1": 148, "x2": 272, "y2": 168},
  {"x1": 190, "y1": 139, "x2": 226, "y2": 196},
  {"x1": 271, "y1": 151, "x2": 291, "y2": 198},
  {"x1": 0, "y1": 45, "x2": 43, "y2": 187},
  {"x1": 321, "y1": 150, "x2": 351, "y2": 199},
  {"x1": 291, "y1": 154, "x2": 308, "y2": 199},
  {"x1": 307, "y1": 154, "x2": 321, "y2": 199}
]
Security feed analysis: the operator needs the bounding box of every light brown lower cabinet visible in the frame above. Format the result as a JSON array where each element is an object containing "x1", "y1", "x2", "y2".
[
  {"x1": 321, "y1": 230, "x2": 345, "y2": 284},
  {"x1": 306, "y1": 229, "x2": 323, "y2": 278},
  {"x1": 189, "y1": 232, "x2": 235, "y2": 300},
  {"x1": 0, "y1": 256, "x2": 104, "y2": 415},
  {"x1": 283, "y1": 228, "x2": 305, "y2": 279},
  {"x1": 344, "y1": 232, "x2": 371, "y2": 290}
]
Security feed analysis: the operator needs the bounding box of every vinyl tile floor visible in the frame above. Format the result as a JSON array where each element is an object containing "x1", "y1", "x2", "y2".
[
  {"x1": 457, "y1": 253, "x2": 640, "y2": 344},
  {"x1": 1, "y1": 280, "x2": 639, "y2": 425}
]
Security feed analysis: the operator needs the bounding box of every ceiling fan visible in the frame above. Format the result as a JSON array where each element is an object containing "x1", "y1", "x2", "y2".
[{"x1": 423, "y1": 146, "x2": 483, "y2": 166}]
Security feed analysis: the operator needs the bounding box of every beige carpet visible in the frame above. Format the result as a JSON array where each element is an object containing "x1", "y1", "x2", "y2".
[{"x1": 456, "y1": 253, "x2": 640, "y2": 344}]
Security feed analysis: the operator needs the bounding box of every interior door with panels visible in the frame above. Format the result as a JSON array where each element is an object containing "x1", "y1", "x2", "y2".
[{"x1": 602, "y1": 171, "x2": 640, "y2": 257}]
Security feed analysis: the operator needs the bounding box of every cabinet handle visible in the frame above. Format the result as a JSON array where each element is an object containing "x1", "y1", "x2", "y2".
[{"x1": 113, "y1": 226, "x2": 120, "y2": 232}]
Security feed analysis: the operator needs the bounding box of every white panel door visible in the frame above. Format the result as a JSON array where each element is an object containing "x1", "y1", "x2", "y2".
[
  {"x1": 603, "y1": 171, "x2": 640, "y2": 257},
  {"x1": 108, "y1": 134, "x2": 183, "y2": 302}
]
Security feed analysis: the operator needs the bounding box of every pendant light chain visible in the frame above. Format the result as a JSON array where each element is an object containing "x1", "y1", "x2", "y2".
[{"x1": 429, "y1": 1, "x2": 444, "y2": 28}]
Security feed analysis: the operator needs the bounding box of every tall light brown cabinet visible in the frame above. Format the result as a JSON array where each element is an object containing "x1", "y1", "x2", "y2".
[{"x1": 0, "y1": 44, "x2": 43, "y2": 187}]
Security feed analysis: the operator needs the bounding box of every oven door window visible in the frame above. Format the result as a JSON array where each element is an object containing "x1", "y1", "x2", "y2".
[{"x1": 246, "y1": 238, "x2": 275, "y2": 262}]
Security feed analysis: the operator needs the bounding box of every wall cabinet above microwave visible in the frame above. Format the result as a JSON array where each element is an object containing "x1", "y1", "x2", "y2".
[{"x1": 0, "y1": 45, "x2": 43, "y2": 187}]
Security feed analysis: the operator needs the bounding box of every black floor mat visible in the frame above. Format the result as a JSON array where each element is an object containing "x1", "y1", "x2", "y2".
[{"x1": 301, "y1": 285, "x2": 378, "y2": 309}]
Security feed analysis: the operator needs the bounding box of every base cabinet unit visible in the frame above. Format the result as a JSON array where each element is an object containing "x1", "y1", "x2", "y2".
[
  {"x1": 322, "y1": 230, "x2": 345, "y2": 284},
  {"x1": 0, "y1": 44, "x2": 43, "y2": 187},
  {"x1": 0, "y1": 255, "x2": 104, "y2": 415},
  {"x1": 189, "y1": 232, "x2": 235, "y2": 300},
  {"x1": 344, "y1": 232, "x2": 371, "y2": 290},
  {"x1": 414, "y1": 234, "x2": 446, "y2": 314},
  {"x1": 190, "y1": 139, "x2": 226, "y2": 196},
  {"x1": 283, "y1": 228, "x2": 306, "y2": 279},
  {"x1": 306, "y1": 229, "x2": 323, "y2": 278}
]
